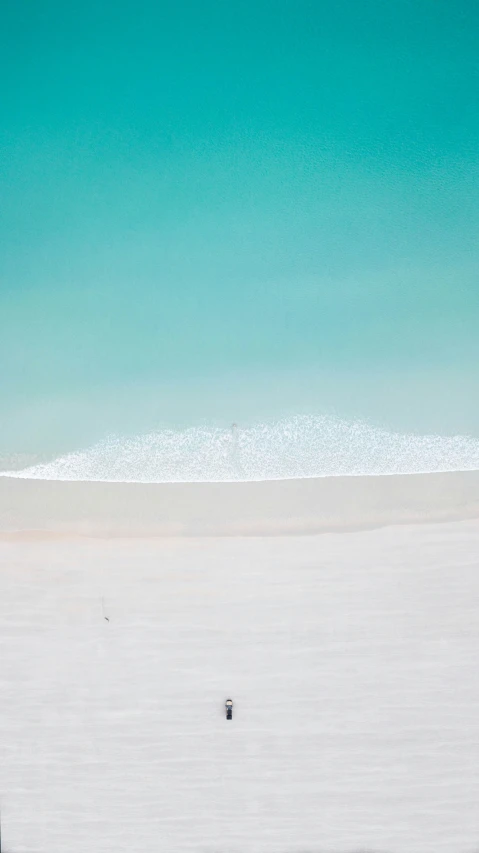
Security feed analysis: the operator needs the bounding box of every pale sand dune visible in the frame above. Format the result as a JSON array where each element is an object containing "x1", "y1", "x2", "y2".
[
  {"x1": 0, "y1": 523, "x2": 478, "y2": 852},
  {"x1": 1, "y1": 470, "x2": 479, "y2": 537}
]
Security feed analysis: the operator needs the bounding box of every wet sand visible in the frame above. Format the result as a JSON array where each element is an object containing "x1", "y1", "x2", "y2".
[{"x1": 1, "y1": 469, "x2": 479, "y2": 537}]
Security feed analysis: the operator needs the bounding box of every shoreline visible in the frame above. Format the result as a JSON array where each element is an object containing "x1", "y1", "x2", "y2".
[{"x1": 1, "y1": 469, "x2": 479, "y2": 537}]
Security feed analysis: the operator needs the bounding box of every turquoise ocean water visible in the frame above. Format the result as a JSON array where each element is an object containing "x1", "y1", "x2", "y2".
[{"x1": 1, "y1": 0, "x2": 479, "y2": 480}]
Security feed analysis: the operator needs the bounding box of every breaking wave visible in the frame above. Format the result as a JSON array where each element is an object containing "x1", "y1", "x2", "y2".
[{"x1": 2, "y1": 415, "x2": 479, "y2": 483}]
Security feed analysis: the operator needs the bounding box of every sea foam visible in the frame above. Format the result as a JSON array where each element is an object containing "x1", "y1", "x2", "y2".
[{"x1": 2, "y1": 415, "x2": 479, "y2": 483}]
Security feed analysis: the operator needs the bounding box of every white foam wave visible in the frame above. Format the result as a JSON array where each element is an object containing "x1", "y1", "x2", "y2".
[{"x1": 2, "y1": 415, "x2": 479, "y2": 483}]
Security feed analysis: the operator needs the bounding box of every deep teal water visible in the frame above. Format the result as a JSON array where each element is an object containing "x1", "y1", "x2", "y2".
[{"x1": 1, "y1": 0, "x2": 478, "y2": 477}]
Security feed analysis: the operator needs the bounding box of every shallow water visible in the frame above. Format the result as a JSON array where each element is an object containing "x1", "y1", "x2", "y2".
[{"x1": 1, "y1": 0, "x2": 478, "y2": 478}]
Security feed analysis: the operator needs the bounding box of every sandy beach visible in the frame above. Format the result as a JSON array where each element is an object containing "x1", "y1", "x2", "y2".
[
  {"x1": 2, "y1": 469, "x2": 479, "y2": 537},
  {"x1": 0, "y1": 473, "x2": 478, "y2": 852}
]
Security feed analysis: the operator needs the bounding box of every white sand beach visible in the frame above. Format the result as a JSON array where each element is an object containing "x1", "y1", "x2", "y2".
[
  {"x1": 0, "y1": 474, "x2": 478, "y2": 852},
  {"x1": 2, "y1": 469, "x2": 479, "y2": 537}
]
